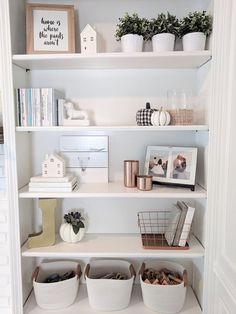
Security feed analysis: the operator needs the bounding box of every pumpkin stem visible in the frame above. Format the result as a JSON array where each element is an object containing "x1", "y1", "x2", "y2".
[{"x1": 146, "y1": 102, "x2": 151, "y2": 109}]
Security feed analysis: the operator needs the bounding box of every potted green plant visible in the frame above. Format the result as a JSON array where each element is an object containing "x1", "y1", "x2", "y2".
[
  {"x1": 59, "y1": 211, "x2": 85, "y2": 243},
  {"x1": 179, "y1": 11, "x2": 213, "y2": 51},
  {"x1": 148, "y1": 13, "x2": 180, "y2": 52},
  {"x1": 115, "y1": 12, "x2": 149, "y2": 52}
]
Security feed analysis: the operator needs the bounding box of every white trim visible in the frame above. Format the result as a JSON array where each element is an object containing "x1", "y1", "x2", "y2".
[{"x1": 0, "y1": 0, "x2": 23, "y2": 313}]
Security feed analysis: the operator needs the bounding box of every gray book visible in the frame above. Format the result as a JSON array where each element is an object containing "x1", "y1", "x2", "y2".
[{"x1": 173, "y1": 201, "x2": 189, "y2": 246}]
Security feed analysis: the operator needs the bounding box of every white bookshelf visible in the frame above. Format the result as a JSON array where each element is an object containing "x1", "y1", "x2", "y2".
[
  {"x1": 24, "y1": 285, "x2": 201, "y2": 314},
  {"x1": 13, "y1": 51, "x2": 212, "y2": 71},
  {"x1": 21, "y1": 234, "x2": 204, "y2": 259},
  {"x1": 16, "y1": 125, "x2": 209, "y2": 132},
  {"x1": 18, "y1": 182, "x2": 207, "y2": 199}
]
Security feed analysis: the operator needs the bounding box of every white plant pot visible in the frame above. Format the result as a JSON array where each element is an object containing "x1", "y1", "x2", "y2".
[
  {"x1": 152, "y1": 33, "x2": 175, "y2": 52},
  {"x1": 59, "y1": 223, "x2": 85, "y2": 243},
  {"x1": 182, "y1": 32, "x2": 206, "y2": 51},
  {"x1": 121, "y1": 34, "x2": 143, "y2": 52}
]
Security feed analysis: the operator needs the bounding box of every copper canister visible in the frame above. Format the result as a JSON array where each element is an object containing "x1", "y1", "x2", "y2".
[
  {"x1": 124, "y1": 160, "x2": 139, "y2": 187},
  {"x1": 137, "y1": 175, "x2": 153, "y2": 191}
]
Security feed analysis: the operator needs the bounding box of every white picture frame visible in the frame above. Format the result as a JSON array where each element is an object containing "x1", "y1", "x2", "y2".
[
  {"x1": 26, "y1": 4, "x2": 75, "y2": 54},
  {"x1": 144, "y1": 146, "x2": 198, "y2": 190}
]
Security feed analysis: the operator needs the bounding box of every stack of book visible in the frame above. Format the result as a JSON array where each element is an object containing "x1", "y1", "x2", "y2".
[
  {"x1": 15, "y1": 88, "x2": 64, "y2": 127},
  {"x1": 165, "y1": 201, "x2": 195, "y2": 247},
  {"x1": 0, "y1": 127, "x2": 3, "y2": 144},
  {"x1": 29, "y1": 174, "x2": 78, "y2": 192}
]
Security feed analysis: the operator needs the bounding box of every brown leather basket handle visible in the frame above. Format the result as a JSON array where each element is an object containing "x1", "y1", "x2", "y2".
[
  {"x1": 32, "y1": 267, "x2": 40, "y2": 282},
  {"x1": 84, "y1": 264, "x2": 90, "y2": 280},
  {"x1": 129, "y1": 264, "x2": 136, "y2": 278},
  {"x1": 183, "y1": 269, "x2": 188, "y2": 287},
  {"x1": 76, "y1": 264, "x2": 82, "y2": 279},
  {"x1": 139, "y1": 262, "x2": 145, "y2": 276}
]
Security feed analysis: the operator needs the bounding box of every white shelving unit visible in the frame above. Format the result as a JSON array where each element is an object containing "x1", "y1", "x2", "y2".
[
  {"x1": 7, "y1": 0, "x2": 236, "y2": 313},
  {"x1": 13, "y1": 51, "x2": 212, "y2": 70},
  {"x1": 24, "y1": 285, "x2": 202, "y2": 314},
  {"x1": 24, "y1": 285, "x2": 201, "y2": 314},
  {"x1": 16, "y1": 125, "x2": 209, "y2": 132},
  {"x1": 19, "y1": 183, "x2": 207, "y2": 199},
  {"x1": 21, "y1": 234, "x2": 204, "y2": 259}
]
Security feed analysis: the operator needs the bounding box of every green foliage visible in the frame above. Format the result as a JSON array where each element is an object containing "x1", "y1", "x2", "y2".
[
  {"x1": 115, "y1": 12, "x2": 149, "y2": 41},
  {"x1": 179, "y1": 11, "x2": 213, "y2": 37},
  {"x1": 64, "y1": 211, "x2": 85, "y2": 234},
  {"x1": 148, "y1": 12, "x2": 180, "y2": 40}
]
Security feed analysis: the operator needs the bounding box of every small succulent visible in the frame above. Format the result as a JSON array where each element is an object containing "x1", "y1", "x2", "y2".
[
  {"x1": 148, "y1": 13, "x2": 180, "y2": 40},
  {"x1": 115, "y1": 12, "x2": 149, "y2": 41},
  {"x1": 64, "y1": 211, "x2": 85, "y2": 234},
  {"x1": 179, "y1": 11, "x2": 213, "y2": 37}
]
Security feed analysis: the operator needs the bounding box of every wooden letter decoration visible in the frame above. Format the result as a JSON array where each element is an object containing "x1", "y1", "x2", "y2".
[{"x1": 27, "y1": 199, "x2": 56, "y2": 248}]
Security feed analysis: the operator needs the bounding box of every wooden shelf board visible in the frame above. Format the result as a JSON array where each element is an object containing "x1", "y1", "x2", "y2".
[
  {"x1": 16, "y1": 125, "x2": 209, "y2": 132},
  {"x1": 21, "y1": 234, "x2": 204, "y2": 258},
  {"x1": 13, "y1": 51, "x2": 212, "y2": 70},
  {"x1": 18, "y1": 182, "x2": 207, "y2": 199},
  {"x1": 24, "y1": 285, "x2": 202, "y2": 314}
]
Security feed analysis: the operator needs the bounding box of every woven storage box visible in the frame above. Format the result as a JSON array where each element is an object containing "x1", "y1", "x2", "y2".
[
  {"x1": 140, "y1": 261, "x2": 187, "y2": 313},
  {"x1": 33, "y1": 261, "x2": 81, "y2": 310},
  {"x1": 169, "y1": 109, "x2": 193, "y2": 125},
  {"x1": 85, "y1": 259, "x2": 135, "y2": 311}
]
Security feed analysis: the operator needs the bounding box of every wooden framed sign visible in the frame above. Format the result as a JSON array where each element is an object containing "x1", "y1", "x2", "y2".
[{"x1": 26, "y1": 4, "x2": 75, "y2": 54}]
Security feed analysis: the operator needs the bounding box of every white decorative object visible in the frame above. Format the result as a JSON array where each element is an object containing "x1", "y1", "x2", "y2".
[
  {"x1": 121, "y1": 34, "x2": 143, "y2": 52},
  {"x1": 42, "y1": 153, "x2": 65, "y2": 178},
  {"x1": 152, "y1": 33, "x2": 175, "y2": 52},
  {"x1": 60, "y1": 135, "x2": 109, "y2": 183},
  {"x1": 58, "y1": 101, "x2": 90, "y2": 126},
  {"x1": 60, "y1": 223, "x2": 85, "y2": 243},
  {"x1": 151, "y1": 109, "x2": 171, "y2": 126},
  {"x1": 182, "y1": 32, "x2": 206, "y2": 51},
  {"x1": 80, "y1": 24, "x2": 97, "y2": 54}
]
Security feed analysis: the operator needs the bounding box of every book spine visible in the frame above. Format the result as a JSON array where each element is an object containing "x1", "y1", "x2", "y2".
[
  {"x1": 41, "y1": 88, "x2": 49, "y2": 126},
  {"x1": 47, "y1": 88, "x2": 53, "y2": 126},
  {"x1": 20, "y1": 88, "x2": 27, "y2": 127},
  {"x1": 34, "y1": 88, "x2": 41, "y2": 126},
  {"x1": 178, "y1": 206, "x2": 195, "y2": 247},
  {"x1": 15, "y1": 89, "x2": 21, "y2": 126},
  {"x1": 28, "y1": 89, "x2": 32, "y2": 126},
  {"x1": 57, "y1": 99, "x2": 65, "y2": 126}
]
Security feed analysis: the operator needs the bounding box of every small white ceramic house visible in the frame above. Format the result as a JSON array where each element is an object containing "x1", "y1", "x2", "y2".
[
  {"x1": 42, "y1": 153, "x2": 65, "y2": 178},
  {"x1": 80, "y1": 24, "x2": 97, "y2": 54}
]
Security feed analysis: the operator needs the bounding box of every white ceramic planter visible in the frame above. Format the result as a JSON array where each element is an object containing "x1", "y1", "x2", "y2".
[
  {"x1": 182, "y1": 32, "x2": 206, "y2": 51},
  {"x1": 121, "y1": 34, "x2": 143, "y2": 52},
  {"x1": 152, "y1": 33, "x2": 175, "y2": 52},
  {"x1": 59, "y1": 223, "x2": 85, "y2": 243}
]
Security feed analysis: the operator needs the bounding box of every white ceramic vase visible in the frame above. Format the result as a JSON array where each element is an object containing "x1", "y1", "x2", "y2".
[
  {"x1": 152, "y1": 33, "x2": 175, "y2": 52},
  {"x1": 182, "y1": 32, "x2": 206, "y2": 51},
  {"x1": 121, "y1": 34, "x2": 143, "y2": 52},
  {"x1": 60, "y1": 223, "x2": 85, "y2": 243}
]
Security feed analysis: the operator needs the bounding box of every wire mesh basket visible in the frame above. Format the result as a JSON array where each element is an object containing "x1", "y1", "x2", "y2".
[{"x1": 138, "y1": 211, "x2": 190, "y2": 250}]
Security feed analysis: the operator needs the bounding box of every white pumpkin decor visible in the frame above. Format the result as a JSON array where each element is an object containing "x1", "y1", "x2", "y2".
[
  {"x1": 151, "y1": 108, "x2": 171, "y2": 126},
  {"x1": 60, "y1": 211, "x2": 85, "y2": 243}
]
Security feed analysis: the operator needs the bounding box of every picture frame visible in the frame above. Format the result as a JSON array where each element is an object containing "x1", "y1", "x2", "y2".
[
  {"x1": 144, "y1": 146, "x2": 198, "y2": 191},
  {"x1": 26, "y1": 4, "x2": 75, "y2": 54}
]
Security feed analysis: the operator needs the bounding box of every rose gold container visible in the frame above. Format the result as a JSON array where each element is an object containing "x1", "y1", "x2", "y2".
[
  {"x1": 137, "y1": 175, "x2": 153, "y2": 191},
  {"x1": 124, "y1": 160, "x2": 139, "y2": 187}
]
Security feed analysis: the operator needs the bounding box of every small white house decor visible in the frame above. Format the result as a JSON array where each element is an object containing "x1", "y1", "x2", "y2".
[
  {"x1": 42, "y1": 153, "x2": 65, "y2": 178},
  {"x1": 80, "y1": 24, "x2": 97, "y2": 54}
]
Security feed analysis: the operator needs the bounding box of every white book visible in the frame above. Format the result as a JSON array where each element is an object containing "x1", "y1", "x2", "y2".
[
  {"x1": 178, "y1": 202, "x2": 195, "y2": 247},
  {"x1": 164, "y1": 206, "x2": 181, "y2": 246},
  {"x1": 41, "y1": 88, "x2": 50, "y2": 127},
  {"x1": 29, "y1": 181, "x2": 78, "y2": 192},
  {"x1": 30, "y1": 174, "x2": 74, "y2": 183},
  {"x1": 33, "y1": 88, "x2": 41, "y2": 126},
  {"x1": 20, "y1": 88, "x2": 27, "y2": 127},
  {"x1": 29, "y1": 177, "x2": 77, "y2": 188},
  {"x1": 57, "y1": 99, "x2": 66, "y2": 126}
]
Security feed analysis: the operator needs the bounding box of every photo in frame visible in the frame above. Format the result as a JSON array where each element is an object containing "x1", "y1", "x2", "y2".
[
  {"x1": 26, "y1": 4, "x2": 75, "y2": 54},
  {"x1": 144, "y1": 146, "x2": 198, "y2": 190}
]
